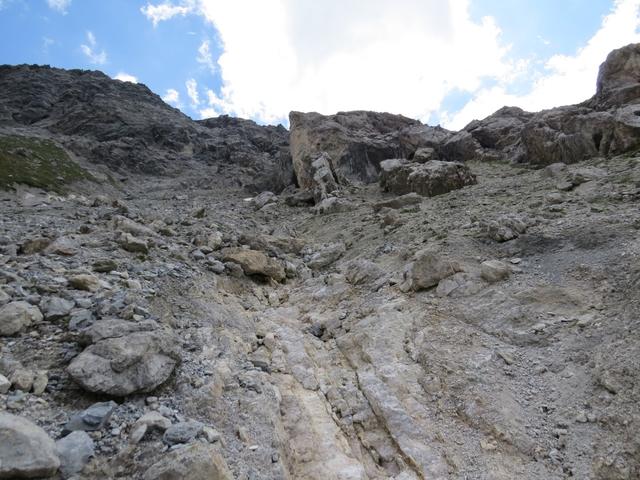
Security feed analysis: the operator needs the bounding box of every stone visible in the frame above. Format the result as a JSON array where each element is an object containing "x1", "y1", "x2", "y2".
[
  {"x1": 483, "y1": 214, "x2": 528, "y2": 242},
  {"x1": 313, "y1": 197, "x2": 355, "y2": 215},
  {"x1": 44, "y1": 237, "x2": 78, "y2": 256},
  {"x1": 67, "y1": 331, "x2": 178, "y2": 396},
  {"x1": 162, "y1": 420, "x2": 204, "y2": 446},
  {"x1": 0, "y1": 289, "x2": 9, "y2": 305},
  {"x1": 55, "y1": 431, "x2": 94, "y2": 478},
  {"x1": 412, "y1": 146, "x2": 437, "y2": 162},
  {"x1": 379, "y1": 159, "x2": 476, "y2": 197},
  {"x1": 310, "y1": 152, "x2": 339, "y2": 201},
  {"x1": 0, "y1": 412, "x2": 60, "y2": 479},
  {"x1": 32, "y1": 370, "x2": 48, "y2": 395},
  {"x1": 40, "y1": 297, "x2": 74, "y2": 321},
  {"x1": 10, "y1": 368, "x2": 35, "y2": 392},
  {"x1": 142, "y1": 443, "x2": 233, "y2": 480},
  {"x1": 118, "y1": 232, "x2": 149, "y2": 253},
  {"x1": 401, "y1": 249, "x2": 460, "y2": 291},
  {"x1": 64, "y1": 401, "x2": 117, "y2": 433},
  {"x1": 113, "y1": 215, "x2": 155, "y2": 237},
  {"x1": 373, "y1": 192, "x2": 423, "y2": 211},
  {"x1": 92, "y1": 259, "x2": 118, "y2": 273},
  {"x1": 67, "y1": 274, "x2": 102, "y2": 292},
  {"x1": 481, "y1": 260, "x2": 511, "y2": 283},
  {"x1": 130, "y1": 411, "x2": 172, "y2": 443},
  {"x1": 344, "y1": 259, "x2": 385, "y2": 286},
  {"x1": 20, "y1": 237, "x2": 52, "y2": 255},
  {"x1": 221, "y1": 248, "x2": 285, "y2": 282},
  {"x1": 0, "y1": 374, "x2": 10, "y2": 394},
  {"x1": 306, "y1": 242, "x2": 346, "y2": 270},
  {"x1": 0, "y1": 301, "x2": 43, "y2": 336},
  {"x1": 252, "y1": 191, "x2": 277, "y2": 210}
]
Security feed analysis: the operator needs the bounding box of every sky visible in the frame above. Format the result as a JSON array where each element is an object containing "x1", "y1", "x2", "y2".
[{"x1": 1, "y1": 0, "x2": 639, "y2": 130}]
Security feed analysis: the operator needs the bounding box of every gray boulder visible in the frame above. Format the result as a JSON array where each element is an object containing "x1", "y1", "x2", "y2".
[
  {"x1": 0, "y1": 301, "x2": 42, "y2": 336},
  {"x1": 67, "y1": 330, "x2": 179, "y2": 396},
  {"x1": 379, "y1": 159, "x2": 476, "y2": 197},
  {"x1": 401, "y1": 250, "x2": 461, "y2": 291},
  {"x1": 55, "y1": 431, "x2": 94, "y2": 478},
  {"x1": 63, "y1": 401, "x2": 117, "y2": 433},
  {"x1": 0, "y1": 412, "x2": 60, "y2": 479}
]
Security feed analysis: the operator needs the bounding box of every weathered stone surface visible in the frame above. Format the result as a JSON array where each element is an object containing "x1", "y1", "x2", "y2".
[
  {"x1": 309, "y1": 152, "x2": 339, "y2": 201},
  {"x1": 0, "y1": 412, "x2": 60, "y2": 479},
  {"x1": 222, "y1": 248, "x2": 285, "y2": 281},
  {"x1": 0, "y1": 301, "x2": 42, "y2": 336},
  {"x1": 163, "y1": 420, "x2": 204, "y2": 445},
  {"x1": 142, "y1": 444, "x2": 233, "y2": 480},
  {"x1": 380, "y1": 159, "x2": 476, "y2": 197},
  {"x1": 55, "y1": 431, "x2": 94, "y2": 478},
  {"x1": 67, "y1": 274, "x2": 102, "y2": 292},
  {"x1": 289, "y1": 110, "x2": 419, "y2": 188},
  {"x1": 117, "y1": 232, "x2": 149, "y2": 253},
  {"x1": 67, "y1": 330, "x2": 179, "y2": 396},
  {"x1": 40, "y1": 296, "x2": 74, "y2": 321},
  {"x1": 306, "y1": 242, "x2": 346, "y2": 270},
  {"x1": 64, "y1": 401, "x2": 117, "y2": 433},
  {"x1": 480, "y1": 260, "x2": 511, "y2": 283},
  {"x1": 401, "y1": 249, "x2": 461, "y2": 291}
]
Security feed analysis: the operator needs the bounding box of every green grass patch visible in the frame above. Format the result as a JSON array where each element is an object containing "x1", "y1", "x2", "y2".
[{"x1": 0, "y1": 135, "x2": 95, "y2": 194}]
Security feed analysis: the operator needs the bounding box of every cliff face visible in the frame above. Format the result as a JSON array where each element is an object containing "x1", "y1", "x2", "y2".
[{"x1": 0, "y1": 45, "x2": 639, "y2": 480}]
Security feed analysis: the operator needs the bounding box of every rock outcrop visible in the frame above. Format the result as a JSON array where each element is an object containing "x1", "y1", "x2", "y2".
[
  {"x1": 0, "y1": 65, "x2": 293, "y2": 192},
  {"x1": 379, "y1": 159, "x2": 477, "y2": 197}
]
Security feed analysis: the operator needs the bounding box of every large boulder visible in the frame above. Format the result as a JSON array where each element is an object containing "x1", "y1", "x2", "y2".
[
  {"x1": 0, "y1": 412, "x2": 60, "y2": 479},
  {"x1": 289, "y1": 110, "x2": 419, "y2": 189},
  {"x1": 142, "y1": 444, "x2": 233, "y2": 480},
  {"x1": 0, "y1": 301, "x2": 43, "y2": 336},
  {"x1": 400, "y1": 250, "x2": 461, "y2": 291},
  {"x1": 379, "y1": 159, "x2": 476, "y2": 197},
  {"x1": 67, "y1": 324, "x2": 179, "y2": 397},
  {"x1": 222, "y1": 248, "x2": 286, "y2": 281}
]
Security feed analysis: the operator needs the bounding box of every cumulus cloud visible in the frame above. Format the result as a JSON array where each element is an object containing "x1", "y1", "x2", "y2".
[
  {"x1": 444, "y1": 0, "x2": 640, "y2": 129},
  {"x1": 114, "y1": 72, "x2": 138, "y2": 83},
  {"x1": 196, "y1": 39, "x2": 215, "y2": 73},
  {"x1": 46, "y1": 0, "x2": 71, "y2": 14},
  {"x1": 162, "y1": 88, "x2": 182, "y2": 107},
  {"x1": 185, "y1": 78, "x2": 200, "y2": 106},
  {"x1": 80, "y1": 31, "x2": 107, "y2": 65},
  {"x1": 140, "y1": 1, "x2": 195, "y2": 27},
  {"x1": 141, "y1": 0, "x2": 640, "y2": 127}
]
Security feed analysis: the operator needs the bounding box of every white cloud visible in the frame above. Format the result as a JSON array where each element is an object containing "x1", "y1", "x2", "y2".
[
  {"x1": 80, "y1": 31, "x2": 107, "y2": 65},
  {"x1": 197, "y1": 39, "x2": 216, "y2": 73},
  {"x1": 141, "y1": 0, "x2": 640, "y2": 128},
  {"x1": 443, "y1": 0, "x2": 640, "y2": 129},
  {"x1": 186, "y1": 78, "x2": 200, "y2": 106},
  {"x1": 114, "y1": 72, "x2": 138, "y2": 83},
  {"x1": 46, "y1": 0, "x2": 71, "y2": 14},
  {"x1": 162, "y1": 88, "x2": 182, "y2": 107},
  {"x1": 140, "y1": 1, "x2": 194, "y2": 27}
]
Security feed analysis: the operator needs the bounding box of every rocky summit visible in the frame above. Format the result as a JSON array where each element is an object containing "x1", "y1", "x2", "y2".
[{"x1": 0, "y1": 43, "x2": 639, "y2": 480}]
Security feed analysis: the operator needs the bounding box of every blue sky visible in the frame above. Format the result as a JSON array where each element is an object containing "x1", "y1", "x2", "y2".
[{"x1": 1, "y1": 1, "x2": 639, "y2": 129}]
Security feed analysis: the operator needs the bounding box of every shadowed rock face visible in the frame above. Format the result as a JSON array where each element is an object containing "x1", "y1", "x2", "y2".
[
  {"x1": 0, "y1": 65, "x2": 293, "y2": 192},
  {"x1": 289, "y1": 110, "x2": 426, "y2": 188}
]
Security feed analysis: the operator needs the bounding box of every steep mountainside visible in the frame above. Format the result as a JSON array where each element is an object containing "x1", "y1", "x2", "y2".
[{"x1": 0, "y1": 44, "x2": 639, "y2": 480}]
